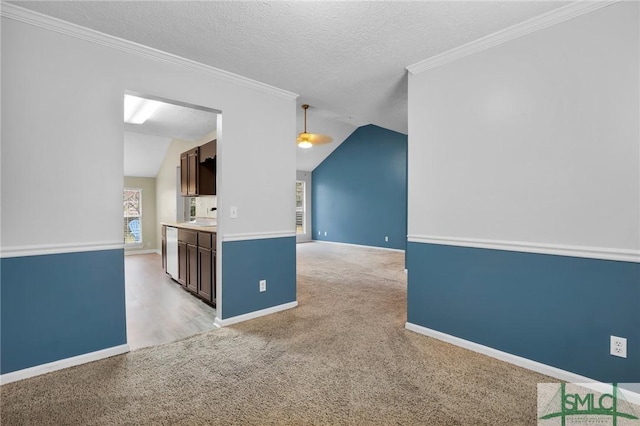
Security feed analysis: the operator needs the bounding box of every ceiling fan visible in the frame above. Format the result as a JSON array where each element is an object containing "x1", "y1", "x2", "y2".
[{"x1": 297, "y1": 104, "x2": 333, "y2": 149}]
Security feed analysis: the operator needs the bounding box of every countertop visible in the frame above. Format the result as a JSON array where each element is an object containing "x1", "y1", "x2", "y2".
[{"x1": 162, "y1": 222, "x2": 217, "y2": 233}]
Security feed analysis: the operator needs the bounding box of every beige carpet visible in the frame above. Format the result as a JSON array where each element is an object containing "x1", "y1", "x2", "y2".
[{"x1": 1, "y1": 242, "x2": 553, "y2": 425}]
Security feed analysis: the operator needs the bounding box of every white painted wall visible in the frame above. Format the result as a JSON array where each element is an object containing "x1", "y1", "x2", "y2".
[
  {"x1": 408, "y1": 2, "x2": 639, "y2": 252},
  {"x1": 1, "y1": 12, "x2": 297, "y2": 251}
]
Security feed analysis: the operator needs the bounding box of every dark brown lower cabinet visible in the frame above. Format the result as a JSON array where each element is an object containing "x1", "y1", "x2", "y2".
[
  {"x1": 173, "y1": 228, "x2": 216, "y2": 306},
  {"x1": 177, "y1": 241, "x2": 187, "y2": 286},
  {"x1": 198, "y1": 247, "x2": 216, "y2": 303},
  {"x1": 186, "y1": 244, "x2": 198, "y2": 293}
]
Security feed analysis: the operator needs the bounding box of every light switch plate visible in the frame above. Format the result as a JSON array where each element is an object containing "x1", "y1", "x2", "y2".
[{"x1": 230, "y1": 206, "x2": 238, "y2": 219}]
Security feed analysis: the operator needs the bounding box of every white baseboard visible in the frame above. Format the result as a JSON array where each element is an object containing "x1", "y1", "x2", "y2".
[
  {"x1": 214, "y1": 301, "x2": 298, "y2": 327},
  {"x1": 405, "y1": 322, "x2": 640, "y2": 404},
  {"x1": 313, "y1": 240, "x2": 405, "y2": 253},
  {"x1": 0, "y1": 344, "x2": 130, "y2": 385}
]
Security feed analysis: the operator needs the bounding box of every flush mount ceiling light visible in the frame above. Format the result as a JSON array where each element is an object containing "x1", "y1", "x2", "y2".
[
  {"x1": 124, "y1": 94, "x2": 162, "y2": 124},
  {"x1": 297, "y1": 104, "x2": 332, "y2": 149}
]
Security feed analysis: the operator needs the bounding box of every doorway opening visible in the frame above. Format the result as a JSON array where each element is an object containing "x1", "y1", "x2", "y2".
[
  {"x1": 296, "y1": 180, "x2": 305, "y2": 234},
  {"x1": 123, "y1": 91, "x2": 220, "y2": 350},
  {"x1": 296, "y1": 171, "x2": 312, "y2": 243}
]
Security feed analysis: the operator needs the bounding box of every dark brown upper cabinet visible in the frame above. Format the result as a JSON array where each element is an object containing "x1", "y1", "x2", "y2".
[
  {"x1": 180, "y1": 140, "x2": 216, "y2": 196},
  {"x1": 180, "y1": 147, "x2": 199, "y2": 196},
  {"x1": 199, "y1": 139, "x2": 216, "y2": 162}
]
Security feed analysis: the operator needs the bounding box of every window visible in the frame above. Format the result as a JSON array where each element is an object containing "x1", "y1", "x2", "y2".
[
  {"x1": 188, "y1": 197, "x2": 196, "y2": 221},
  {"x1": 124, "y1": 188, "x2": 142, "y2": 245},
  {"x1": 296, "y1": 181, "x2": 305, "y2": 234}
]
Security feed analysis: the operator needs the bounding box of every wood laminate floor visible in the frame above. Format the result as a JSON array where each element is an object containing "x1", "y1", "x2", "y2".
[{"x1": 125, "y1": 253, "x2": 217, "y2": 351}]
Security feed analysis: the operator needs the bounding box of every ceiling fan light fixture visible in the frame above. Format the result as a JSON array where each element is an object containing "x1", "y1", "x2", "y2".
[{"x1": 296, "y1": 104, "x2": 332, "y2": 148}]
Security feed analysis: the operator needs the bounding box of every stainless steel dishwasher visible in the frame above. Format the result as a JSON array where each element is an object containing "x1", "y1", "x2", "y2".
[{"x1": 165, "y1": 226, "x2": 178, "y2": 280}]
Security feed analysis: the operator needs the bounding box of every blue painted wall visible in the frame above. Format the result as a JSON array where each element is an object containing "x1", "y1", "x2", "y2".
[
  {"x1": 1, "y1": 249, "x2": 127, "y2": 374},
  {"x1": 221, "y1": 237, "x2": 296, "y2": 319},
  {"x1": 312, "y1": 125, "x2": 407, "y2": 250},
  {"x1": 407, "y1": 242, "x2": 640, "y2": 382}
]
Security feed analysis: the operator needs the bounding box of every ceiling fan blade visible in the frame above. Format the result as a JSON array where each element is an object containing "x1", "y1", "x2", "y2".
[{"x1": 306, "y1": 133, "x2": 333, "y2": 145}]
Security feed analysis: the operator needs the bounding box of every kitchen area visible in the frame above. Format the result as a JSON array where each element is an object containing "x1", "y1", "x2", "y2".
[
  {"x1": 124, "y1": 94, "x2": 220, "y2": 350},
  {"x1": 162, "y1": 138, "x2": 218, "y2": 307}
]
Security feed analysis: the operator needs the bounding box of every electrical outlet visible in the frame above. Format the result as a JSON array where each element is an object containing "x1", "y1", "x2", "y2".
[
  {"x1": 259, "y1": 279, "x2": 266, "y2": 292},
  {"x1": 610, "y1": 335, "x2": 627, "y2": 358},
  {"x1": 385, "y1": 236, "x2": 389, "y2": 242},
  {"x1": 318, "y1": 231, "x2": 320, "y2": 236},
  {"x1": 324, "y1": 231, "x2": 327, "y2": 236}
]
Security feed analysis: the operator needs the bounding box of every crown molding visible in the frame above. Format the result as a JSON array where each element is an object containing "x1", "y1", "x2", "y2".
[
  {"x1": 407, "y1": 235, "x2": 640, "y2": 263},
  {"x1": 407, "y1": 1, "x2": 619, "y2": 75},
  {"x1": 0, "y1": 3, "x2": 298, "y2": 101}
]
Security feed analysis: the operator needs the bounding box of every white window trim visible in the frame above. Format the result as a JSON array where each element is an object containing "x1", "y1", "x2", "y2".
[{"x1": 124, "y1": 187, "x2": 143, "y2": 248}]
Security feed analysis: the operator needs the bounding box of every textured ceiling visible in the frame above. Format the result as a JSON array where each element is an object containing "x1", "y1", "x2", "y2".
[
  {"x1": 126, "y1": 99, "x2": 217, "y2": 142},
  {"x1": 124, "y1": 97, "x2": 217, "y2": 177},
  {"x1": 124, "y1": 132, "x2": 172, "y2": 178},
  {"x1": 12, "y1": 1, "x2": 568, "y2": 135}
]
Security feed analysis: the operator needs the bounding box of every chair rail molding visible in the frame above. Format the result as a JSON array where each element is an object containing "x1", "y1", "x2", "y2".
[
  {"x1": 407, "y1": 235, "x2": 640, "y2": 263},
  {"x1": 0, "y1": 241, "x2": 125, "y2": 258}
]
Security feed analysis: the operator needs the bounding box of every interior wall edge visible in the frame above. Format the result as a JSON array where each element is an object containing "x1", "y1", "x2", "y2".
[{"x1": 221, "y1": 236, "x2": 296, "y2": 320}]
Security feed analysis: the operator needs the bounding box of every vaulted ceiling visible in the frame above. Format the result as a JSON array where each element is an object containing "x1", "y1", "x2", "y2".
[
  {"x1": 11, "y1": 1, "x2": 568, "y2": 135},
  {"x1": 10, "y1": 1, "x2": 570, "y2": 172},
  {"x1": 124, "y1": 100, "x2": 217, "y2": 177}
]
